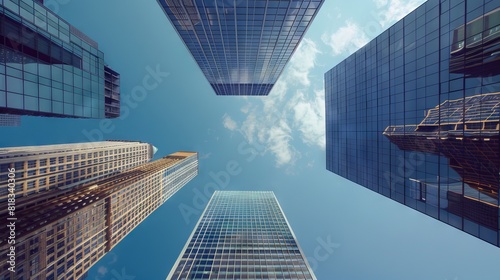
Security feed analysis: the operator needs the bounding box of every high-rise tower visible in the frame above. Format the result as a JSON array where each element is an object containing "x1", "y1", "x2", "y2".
[
  {"x1": 0, "y1": 141, "x2": 157, "y2": 202},
  {"x1": 0, "y1": 0, "x2": 120, "y2": 119},
  {"x1": 167, "y1": 191, "x2": 316, "y2": 279},
  {"x1": 157, "y1": 0, "x2": 324, "y2": 96},
  {"x1": 0, "y1": 151, "x2": 198, "y2": 280},
  {"x1": 325, "y1": 1, "x2": 500, "y2": 247}
]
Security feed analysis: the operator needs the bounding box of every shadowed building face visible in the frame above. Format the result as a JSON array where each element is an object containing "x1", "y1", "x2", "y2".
[
  {"x1": 0, "y1": 0, "x2": 120, "y2": 119},
  {"x1": 326, "y1": 1, "x2": 500, "y2": 247},
  {"x1": 157, "y1": 0, "x2": 324, "y2": 96}
]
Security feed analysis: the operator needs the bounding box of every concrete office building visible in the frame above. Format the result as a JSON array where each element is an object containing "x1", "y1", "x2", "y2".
[
  {"x1": 0, "y1": 151, "x2": 198, "y2": 280},
  {"x1": 0, "y1": 141, "x2": 157, "y2": 202}
]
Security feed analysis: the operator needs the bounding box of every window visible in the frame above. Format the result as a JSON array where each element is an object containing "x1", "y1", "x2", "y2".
[{"x1": 27, "y1": 160, "x2": 36, "y2": 168}]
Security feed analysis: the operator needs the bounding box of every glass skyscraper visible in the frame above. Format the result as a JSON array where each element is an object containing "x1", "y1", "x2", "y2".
[
  {"x1": 326, "y1": 0, "x2": 500, "y2": 247},
  {"x1": 157, "y1": 0, "x2": 324, "y2": 96},
  {"x1": 168, "y1": 191, "x2": 316, "y2": 279},
  {"x1": 0, "y1": 0, "x2": 120, "y2": 119},
  {"x1": 0, "y1": 151, "x2": 198, "y2": 280}
]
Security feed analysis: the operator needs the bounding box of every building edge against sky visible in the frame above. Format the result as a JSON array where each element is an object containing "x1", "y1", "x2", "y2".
[
  {"x1": 157, "y1": 0, "x2": 324, "y2": 96},
  {"x1": 0, "y1": 140, "x2": 157, "y2": 202},
  {"x1": 0, "y1": 0, "x2": 120, "y2": 119},
  {"x1": 325, "y1": 0, "x2": 500, "y2": 247},
  {"x1": 167, "y1": 191, "x2": 317, "y2": 280},
  {"x1": 0, "y1": 151, "x2": 198, "y2": 279}
]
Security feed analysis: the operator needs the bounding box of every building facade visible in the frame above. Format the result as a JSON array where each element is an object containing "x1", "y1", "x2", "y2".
[
  {"x1": 326, "y1": 0, "x2": 500, "y2": 247},
  {"x1": 0, "y1": 151, "x2": 198, "y2": 280},
  {"x1": 157, "y1": 0, "x2": 324, "y2": 96},
  {"x1": 167, "y1": 191, "x2": 316, "y2": 279},
  {"x1": 0, "y1": 0, "x2": 120, "y2": 118},
  {"x1": 0, "y1": 141, "x2": 157, "y2": 202},
  {"x1": 0, "y1": 113, "x2": 20, "y2": 126}
]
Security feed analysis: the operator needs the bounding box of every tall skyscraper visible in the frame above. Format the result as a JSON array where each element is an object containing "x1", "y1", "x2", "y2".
[
  {"x1": 0, "y1": 0, "x2": 120, "y2": 119},
  {"x1": 158, "y1": 0, "x2": 324, "y2": 96},
  {"x1": 0, "y1": 113, "x2": 20, "y2": 126},
  {"x1": 0, "y1": 151, "x2": 198, "y2": 280},
  {"x1": 0, "y1": 141, "x2": 157, "y2": 202},
  {"x1": 168, "y1": 191, "x2": 316, "y2": 279},
  {"x1": 326, "y1": 1, "x2": 500, "y2": 247}
]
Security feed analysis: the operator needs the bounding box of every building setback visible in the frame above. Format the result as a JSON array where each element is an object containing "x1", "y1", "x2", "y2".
[
  {"x1": 157, "y1": 0, "x2": 324, "y2": 96},
  {"x1": 0, "y1": 140, "x2": 157, "y2": 202},
  {"x1": 0, "y1": 151, "x2": 198, "y2": 280},
  {"x1": 167, "y1": 191, "x2": 316, "y2": 280},
  {"x1": 0, "y1": 0, "x2": 120, "y2": 119},
  {"x1": 326, "y1": 0, "x2": 500, "y2": 247}
]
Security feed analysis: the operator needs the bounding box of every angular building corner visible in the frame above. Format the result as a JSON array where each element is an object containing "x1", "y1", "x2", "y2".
[
  {"x1": 0, "y1": 147, "x2": 198, "y2": 279},
  {"x1": 0, "y1": 0, "x2": 120, "y2": 119},
  {"x1": 167, "y1": 191, "x2": 317, "y2": 280},
  {"x1": 157, "y1": 0, "x2": 324, "y2": 96},
  {"x1": 325, "y1": 1, "x2": 500, "y2": 247}
]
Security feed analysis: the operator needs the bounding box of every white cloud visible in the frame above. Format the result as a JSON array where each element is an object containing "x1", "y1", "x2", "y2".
[
  {"x1": 321, "y1": 20, "x2": 369, "y2": 56},
  {"x1": 288, "y1": 38, "x2": 321, "y2": 87},
  {"x1": 240, "y1": 103, "x2": 251, "y2": 114},
  {"x1": 267, "y1": 121, "x2": 297, "y2": 166},
  {"x1": 97, "y1": 266, "x2": 108, "y2": 276},
  {"x1": 221, "y1": 39, "x2": 325, "y2": 167},
  {"x1": 290, "y1": 89, "x2": 325, "y2": 149},
  {"x1": 222, "y1": 114, "x2": 238, "y2": 131},
  {"x1": 200, "y1": 152, "x2": 212, "y2": 160},
  {"x1": 240, "y1": 112, "x2": 258, "y2": 143},
  {"x1": 263, "y1": 79, "x2": 288, "y2": 113},
  {"x1": 374, "y1": 0, "x2": 425, "y2": 27}
]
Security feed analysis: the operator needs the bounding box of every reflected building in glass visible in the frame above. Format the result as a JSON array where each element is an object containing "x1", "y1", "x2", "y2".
[
  {"x1": 0, "y1": 151, "x2": 198, "y2": 280},
  {"x1": 167, "y1": 191, "x2": 316, "y2": 280},
  {"x1": 157, "y1": 0, "x2": 324, "y2": 96},
  {"x1": 326, "y1": 1, "x2": 500, "y2": 247},
  {"x1": 0, "y1": 0, "x2": 120, "y2": 119}
]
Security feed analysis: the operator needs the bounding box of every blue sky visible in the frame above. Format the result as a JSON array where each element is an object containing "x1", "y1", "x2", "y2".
[{"x1": 2, "y1": 0, "x2": 500, "y2": 279}]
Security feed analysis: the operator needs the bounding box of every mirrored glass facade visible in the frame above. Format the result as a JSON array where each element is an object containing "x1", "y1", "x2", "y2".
[
  {"x1": 168, "y1": 191, "x2": 316, "y2": 280},
  {"x1": 326, "y1": 0, "x2": 500, "y2": 247},
  {"x1": 0, "y1": 151, "x2": 198, "y2": 280},
  {"x1": 158, "y1": 0, "x2": 324, "y2": 96},
  {"x1": 0, "y1": 0, "x2": 120, "y2": 118}
]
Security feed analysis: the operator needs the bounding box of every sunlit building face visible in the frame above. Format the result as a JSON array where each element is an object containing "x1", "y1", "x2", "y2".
[{"x1": 168, "y1": 191, "x2": 317, "y2": 280}]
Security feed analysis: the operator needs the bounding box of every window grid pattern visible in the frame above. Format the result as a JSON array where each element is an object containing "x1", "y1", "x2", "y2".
[
  {"x1": 0, "y1": 113, "x2": 20, "y2": 125},
  {"x1": 0, "y1": 152, "x2": 198, "y2": 280},
  {"x1": 0, "y1": 141, "x2": 154, "y2": 202},
  {"x1": 159, "y1": 0, "x2": 324, "y2": 95},
  {"x1": 0, "y1": 0, "x2": 119, "y2": 119},
  {"x1": 108, "y1": 154, "x2": 199, "y2": 249},
  {"x1": 326, "y1": 0, "x2": 500, "y2": 248},
  {"x1": 168, "y1": 191, "x2": 316, "y2": 280}
]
